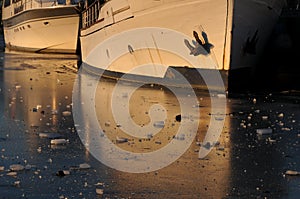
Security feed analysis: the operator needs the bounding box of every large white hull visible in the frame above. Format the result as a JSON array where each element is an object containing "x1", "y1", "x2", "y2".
[
  {"x1": 80, "y1": 0, "x2": 286, "y2": 89},
  {"x1": 2, "y1": 6, "x2": 80, "y2": 54}
]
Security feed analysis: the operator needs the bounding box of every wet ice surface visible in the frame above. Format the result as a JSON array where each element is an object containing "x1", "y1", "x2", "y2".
[{"x1": 0, "y1": 51, "x2": 299, "y2": 198}]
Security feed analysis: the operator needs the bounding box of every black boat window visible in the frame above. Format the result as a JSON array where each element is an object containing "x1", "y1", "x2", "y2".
[{"x1": 4, "y1": 0, "x2": 11, "y2": 7}]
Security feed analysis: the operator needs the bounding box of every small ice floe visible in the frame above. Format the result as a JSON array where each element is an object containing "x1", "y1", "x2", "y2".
[
  {"x1": 268, "y1": 137, "x2": 276, "y2": 143},
  {"x1": 14, "y1": 181, "x2": 20, "y2": 187},
  {"x1": 116, "y1": 136, "x2": 128, "y2": 144},
  {"x1": 7, "y1": 172, "x2": 17, "y2": 177},
  {"x1": 201, "y1": 142, "x2": 212, "y2": 150},
  {"x1": 96, "y1": 188, "x2": 104, "y2": 195},
  {"x1": 104, "y1": 121, "x2": 111, "y2": 127},
  {"x1": 38, "y1": 132, "x2": 62, "y2": 139},
  {"x1": 285, "y1": 170, "x2": 300, "y2": 176},
  {"x1": 51, "y1": 109, "x2": 58, "y2": 115},
  {"x1": 25, "y1": 165, "x2": 32, "y2": 170},
  {"x1": 215, "y1": 116, "x2": 224, "y2": 121},
  {"x1": 153, "y1": 121, "x2": 165, "y2": 128},
  {"x1": 278, "y1": 113, "x2": 284, "y2": 118},
  {"x1": 174, "y1": 134, "x2": 185, "y2": 140},
  {"x1": 216, "y1": 146, "x2": 225, "y2": 151},
  {"x1": 37, "y1": 147, "x2": 42, "y2": 153},
  {"x1": 62, "y1": 111, "x2": 71, "y2": 117},
  {"x1": 79, "y1": 163, "x2": 91, "y2": 170},
  {"x1": 56, "y1": 170, "x2": 70, "y2": 177},
  {"x1": 217, "y1": 94, "x2": 226, "y2": 98},
  {"x1": 9, "y1": 164, "x2": 24, "y2": 171},
  {"x1": 95, "y1": 182, "x2": 104, "y2": 186},
  {"x1": 50, "y1": 139, "x2": 68, "y2": 145},
  {"x1": 256, "y1": 128, "x2": 272, "y2": 135},
  {"x1": 155, "y1": 140, "x2": 162, "y2": 145},
  {"x1": 262, "y1": 116, "x2": 268, "y2": 120}
]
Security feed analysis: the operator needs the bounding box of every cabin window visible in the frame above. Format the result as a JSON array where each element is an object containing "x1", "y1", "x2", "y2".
[{"x1": 4, "y1": 0, "x2": 11, "y2": 7}]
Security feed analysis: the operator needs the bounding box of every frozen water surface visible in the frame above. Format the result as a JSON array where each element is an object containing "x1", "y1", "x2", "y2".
[{"x1": 0, "y1": 52, "x2": 299, "y2": 198}]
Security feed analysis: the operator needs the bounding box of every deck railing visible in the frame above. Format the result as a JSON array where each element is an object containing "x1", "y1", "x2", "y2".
[
  {"x1": 81, "y1": 0, "x2": 107, "y2": 29},
  {"x1": 13, "y1": 0, "x2": 64, "y2": 15}
]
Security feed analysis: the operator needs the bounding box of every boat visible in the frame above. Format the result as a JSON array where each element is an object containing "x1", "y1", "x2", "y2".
[
  {"x1": 79, "y1": 0, "x2": 287, "y2": 91},
  {"x1": 2, "y1": 0, "x2": 81, "y2": 54}
]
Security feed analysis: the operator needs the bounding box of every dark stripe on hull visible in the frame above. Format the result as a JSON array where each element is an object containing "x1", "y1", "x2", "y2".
[
  {"x1": 4, "y1": 45, "x2": 77, "y2": 54},
  {"x1": 3, "y1": 6, "x2": 80, "y2": 28},
  {"x1": 81, "y1": 63, "x2": 229, "y2": 92}
]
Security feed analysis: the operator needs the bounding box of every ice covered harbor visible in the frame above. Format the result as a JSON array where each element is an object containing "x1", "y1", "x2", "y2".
[{"x1": 0, "y1": 50, "x2": 299, "y2": 199}]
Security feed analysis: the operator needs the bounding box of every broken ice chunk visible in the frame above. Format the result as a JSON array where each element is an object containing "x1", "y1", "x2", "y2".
[
  {"x1": 256, "y1": 128, "x2": 272, "y2": 135},
  {"x1": 153, "y1": 121, "x2": 165, "y2": 128},
  {"x1": 285, "y1": 170, "x2": 300, "y2": 176},
  {"x1": 50, "y1": 139, "x2": 68, "y2": 145},
  {"x1": 9, "y1": 164, "x2": 24, "y2": 171}
]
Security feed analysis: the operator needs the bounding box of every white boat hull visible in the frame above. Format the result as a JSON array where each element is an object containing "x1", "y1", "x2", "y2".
[
  {"x1": 79, "y1": 0, "x2": 286, "y2": 89},
  {"x1": 2, "y1": 6, "x2": 80, "y2": 54}
]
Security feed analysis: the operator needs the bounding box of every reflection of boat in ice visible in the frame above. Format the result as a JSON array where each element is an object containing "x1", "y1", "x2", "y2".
[
  {"x1": 79, "y1": 0, "x2": 286, "y2": 91},
  {"x1": 2, "y1": 0, "x2": 80, "y2": 54}
]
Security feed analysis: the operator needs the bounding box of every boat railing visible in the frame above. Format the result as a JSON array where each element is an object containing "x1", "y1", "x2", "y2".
[
  {"x1": 13, "y1": 0, "x2": 62, "y2": 15},
  {"x1": 82, "y1": 0, "x2": 106, "y2": 29}
]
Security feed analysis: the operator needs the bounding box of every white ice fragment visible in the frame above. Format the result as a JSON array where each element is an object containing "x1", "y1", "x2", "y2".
[
  {"x1": 79, "y1": 163, "x2": 91, "y2": 169},
  {"x1": 50, "y1": 139, "x2": 68, "y2": 145},
  {"x1": 62, "y1": 111, "x2": 71, "y2": 117},
  {"x1": 256, "y1": 128, "x2": 272, "y2": 135},
  {"x1": 96, "y1": 188, "x2": 104, "y2": 195},
  {"x1": 25, "y1": 165, "x2": 32, "y2": 170},
  {"x1": 14, "y1": 181, "x2": 20, "y2": 186},
  {"x1": 153, "y1": 121, "x2": 165, "y2": 128},
  {"x1": 262, "y1": 116, "x2": 268, "y2": 120},
  {"x1": 217, "y1": 94, "x2": 226, "y2": 98},
  {"x1": 116, "y1": 136, "x2": 128, "y2": 143},
  {"x1": 215, "y1": 116, "x2": 224, "y2": 121},
  {"x1": 267, "y1": 137, "x2": 276, "y2": 143},
  {"x1": 217, "y1": 146, "x2": 225, "y2": 151},
  {"x1": 278, "y1": 113, "x2": 284, "y2": 118},
  {"x1": 7, "y1": 172, "x2": 17, "y2": 176},
  {"x1": 94, "y1": 182, "x2": 104, "y2": 186},
  {"x1": 51, "y1": 109, "x2": 58, "y2": 115},
  {"x1": 63, "y1": 170, "x2": 70, "y2": 175},
  {"x1": 285, "y1": 170, "x2": 300, "y2": 176},
  {"x1": 155, "y1": 141, "x2": 162, "y2": 145},
  {"x1": 9, "y1": 164, "x2": 24, "y2": 171}
]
